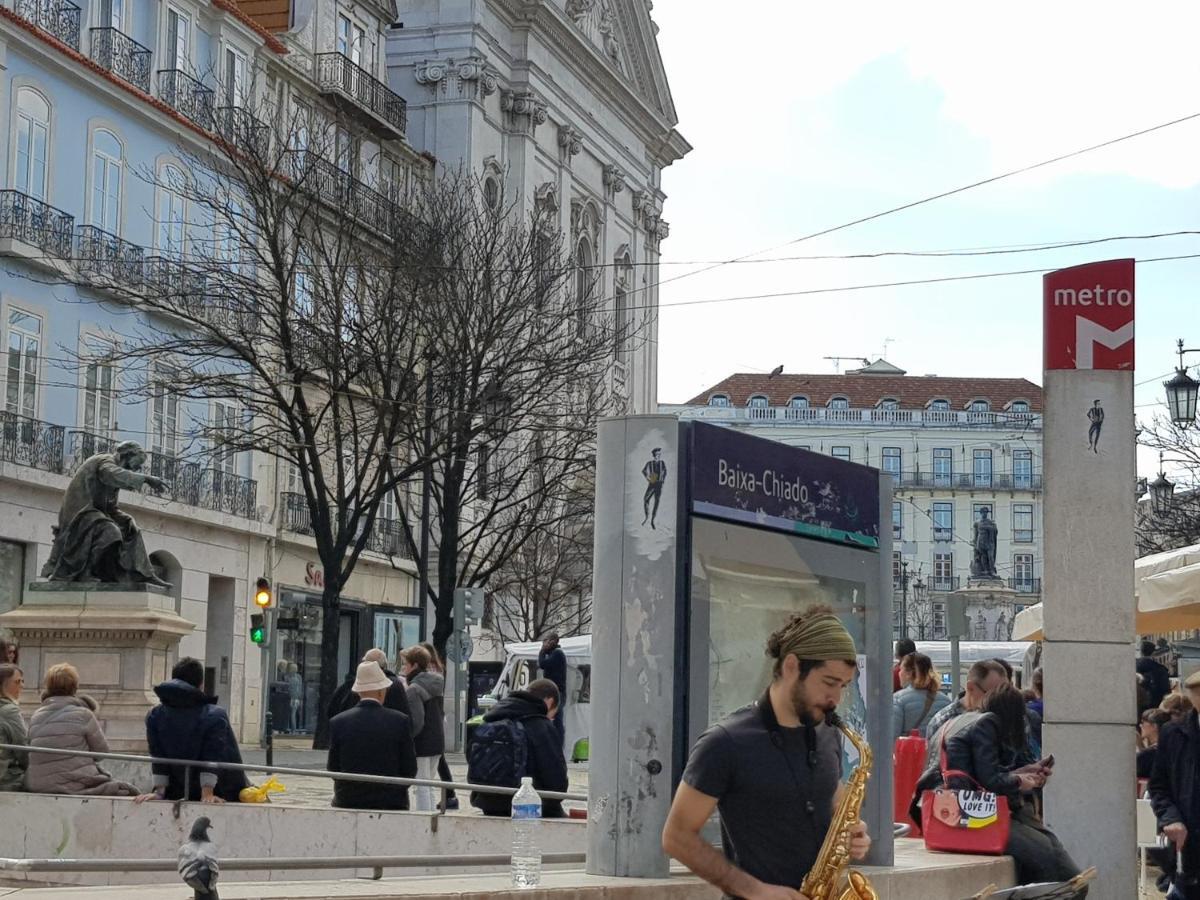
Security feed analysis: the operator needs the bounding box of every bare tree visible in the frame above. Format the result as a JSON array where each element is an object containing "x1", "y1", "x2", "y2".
[
  {"x1": 387, "y1": 174, "x2": 635, "y2": 655},
  {"x1": 1137, "y1": 416, "x2": 1200, "y2": 555}
]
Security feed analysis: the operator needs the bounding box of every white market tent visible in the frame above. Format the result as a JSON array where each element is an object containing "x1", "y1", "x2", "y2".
[{"x1": 1012, "y1": 544, "x2": 1200, "y2": 641}]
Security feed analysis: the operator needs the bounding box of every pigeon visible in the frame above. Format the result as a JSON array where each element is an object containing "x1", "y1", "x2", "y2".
[{"x1": 178, "y1": 816, "x2": 220, "y2": 900}]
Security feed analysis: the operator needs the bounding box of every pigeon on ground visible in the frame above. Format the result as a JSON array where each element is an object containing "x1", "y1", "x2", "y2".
[{"x1": 178, "y1": 816, "x2": 220, "y2": 900}]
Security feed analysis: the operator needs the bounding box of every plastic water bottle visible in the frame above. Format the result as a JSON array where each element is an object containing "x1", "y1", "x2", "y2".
[{"x1": 510, "y1": 776, "x2": 542, "y2": 888}]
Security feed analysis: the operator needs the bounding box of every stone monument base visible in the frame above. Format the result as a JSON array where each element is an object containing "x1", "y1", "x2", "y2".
[
  {"x1": 952, "y1": 577, "x2": 1021, "y2": 643},
  {"x1": 0, "y1": 583, "x2": 195, "y2": 750}
]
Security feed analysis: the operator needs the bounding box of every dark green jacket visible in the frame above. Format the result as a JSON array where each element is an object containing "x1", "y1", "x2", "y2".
[{"x1": 0, "y1": 696, "x2": 28, "y2": 791}]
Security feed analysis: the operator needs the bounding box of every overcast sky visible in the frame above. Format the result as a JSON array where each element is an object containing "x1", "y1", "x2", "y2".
[{"x1": 651, "y1": 2, "x2": 1200, "y2": 478}]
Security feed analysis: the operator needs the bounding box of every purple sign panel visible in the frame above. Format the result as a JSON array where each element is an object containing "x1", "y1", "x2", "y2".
[{"x1": 688, "y1": 422, "x2": 881, "y2": 548}]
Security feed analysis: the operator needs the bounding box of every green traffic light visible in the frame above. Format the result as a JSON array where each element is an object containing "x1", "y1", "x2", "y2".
[{"x1": 250, "y1": 626, "x2": 265, "y2": 645}]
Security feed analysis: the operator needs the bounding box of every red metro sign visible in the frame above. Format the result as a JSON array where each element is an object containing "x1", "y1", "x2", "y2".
[{"x1": 1043, "y1": 258, "x2": 1134, "y2": 371}]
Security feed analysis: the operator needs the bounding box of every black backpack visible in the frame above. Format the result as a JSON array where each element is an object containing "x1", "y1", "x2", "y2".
[{"x1": 468, "y1": 718, "x2": 530, "y2": 788}]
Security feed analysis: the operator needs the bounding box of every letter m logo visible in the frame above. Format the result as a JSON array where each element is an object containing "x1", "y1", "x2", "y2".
[{"x1": 1075, "y1": 318, "x2": 1133, "y2": 370}]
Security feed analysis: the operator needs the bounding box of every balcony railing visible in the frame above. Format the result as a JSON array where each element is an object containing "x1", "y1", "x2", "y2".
[
  {"x1": 315, "y1": 52, "x2": 407, "y2": 138},
  {"x1": 15, "y1": 0, "x2": 81, "y2": 49},
  {"x1": 158, "y1": 69, "x2": 214, "y2": 129},
  {"x1": 66, "y1": 428, "x2": 115, "y2": 471},
  {"x1": 280, "y1": 491, "x2": 314, "y2": 536},
  {"x1": 0, "y1": 190, "x2": 74, "y2": 259},
  {"x1": 197, "y1": 467, "x2": 258, "y2": 518},
  {"x1": 366, "y1": 517, "x2": 409, "y2": 558},
  {"x1": 1010, "y1": 577, "x2": 1042, "y2": 594},
  {"x1": 894, "y1": 471, "x2": 1043, "y2": 491},
  {"x1": 213, "y1": 106, "x2": 269, "y2": 156},
  {"x1": 76, "y1": 225, "x2": 144, "y2": 287},
  {"x1": 282, "y1": 150, "x2": 398, "y2": 236},
  {"x1": 89, "y1": 27, "x2": 152, "y2": 93},
  {"x1": 930, "y1": 576, "x2": 960, "y2": 593},
  {"x1": 0, "y1": 412, "x2": 65, "y2": 474},
  {"x1": 671, "y1": 404, "x2": 1042, "y2": 430}
]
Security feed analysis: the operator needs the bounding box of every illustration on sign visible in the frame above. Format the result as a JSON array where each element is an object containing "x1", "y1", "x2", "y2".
[
  {"x1": 641, "y1": 448, "x2": 668, "y2": 529},
  {"x1": 627, "y1": 427, "x2": 675, "y2": 561},
  {"x1": 1086, "y1": 400, "x2": 1104, "y2": 453}
]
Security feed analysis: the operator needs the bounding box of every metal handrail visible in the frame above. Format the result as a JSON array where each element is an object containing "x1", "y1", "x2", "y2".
[
  {"x1": 0, "y1": 743, "x2": 587, "y2": 801},
  {"x1": 0, "y1": 852, "x2": 587, "y2": 874}
]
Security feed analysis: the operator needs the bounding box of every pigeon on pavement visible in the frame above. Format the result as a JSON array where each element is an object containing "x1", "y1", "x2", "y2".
[{"x1": 178, "y1": 816, "x2": 220, "y2": 900}]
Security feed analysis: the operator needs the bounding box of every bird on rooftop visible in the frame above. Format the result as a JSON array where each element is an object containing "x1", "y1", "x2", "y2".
[
  {"x1": 178, "y1": 816, "x2": 220, "y2": 900},
  {"x1": 768, "y1": 364, "x2": 784, "y2": 379}
]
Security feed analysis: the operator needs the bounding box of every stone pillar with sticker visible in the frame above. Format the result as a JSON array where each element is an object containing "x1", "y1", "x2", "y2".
[{"x1": 1041, "y1": 258, "x2": 1136, "y2": 899}]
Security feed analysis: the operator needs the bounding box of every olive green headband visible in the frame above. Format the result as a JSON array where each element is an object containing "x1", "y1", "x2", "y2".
[{"x1": 778, "y1": 612, "x2": 857, "y2": 662}]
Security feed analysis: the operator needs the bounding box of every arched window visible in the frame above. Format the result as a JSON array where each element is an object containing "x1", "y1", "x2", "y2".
[
  {"x1": 1010, "y1": 400, "x2": 1030, "y2": 414},
  {"x1": 828, "y1": 396, "x2": 849, "y2": 410},
  {"x1": 929, "y1": 398, "x2": 950, "y2": 411},
  {"x1": 879, "y1": 397, "x2": 898, "y2": 410},
  {"x1": 708, "y1": 394, "x2": 730, "y2": 408},
  {"x1": 90, "y1": 129, "x2": 123, "y2": 233},
  {"x1": 789, "y1": 396, "x2": 809, "y2": 409},
  {"x1": 156, "y1": 164, "x2": 186, "y2": 256},
  {"x1": 748, "y1": 395, "x2": 768, "y2": 409},
  {"x1": 574, "y1": 236, "x2": 593, "y2": 336},
  {"x1": 613, "y1": 252, "x2": 632, "y2": 362},
  {"x1": 969, "y1": 399, "x2": 990, "y2": 412},
  {"x1": 15, "y1": 89, "x2": 50, "y2": 201}
]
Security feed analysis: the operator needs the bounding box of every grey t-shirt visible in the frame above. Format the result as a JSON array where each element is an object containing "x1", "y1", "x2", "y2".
[{"x1": 681, "y1": 701, "x2": 843, "y2": 895}]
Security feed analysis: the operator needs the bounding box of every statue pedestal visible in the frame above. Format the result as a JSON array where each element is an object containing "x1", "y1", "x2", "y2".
[
  {"x1": 952, "y1": 578, "x2": 1021, "y2": 642},
  {"x1": 0, "y1": 584, "x2": 194, "y2": 750}
]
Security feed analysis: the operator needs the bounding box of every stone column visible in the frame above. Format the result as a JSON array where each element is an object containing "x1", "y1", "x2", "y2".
[{"x1": 1041, "y1": 259, "x2": 1136, "y2": 899}]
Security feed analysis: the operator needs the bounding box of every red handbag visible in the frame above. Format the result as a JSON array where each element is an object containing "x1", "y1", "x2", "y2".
[{"x1": 920, "y1": 734, "x2": 1011, "y2": 855}]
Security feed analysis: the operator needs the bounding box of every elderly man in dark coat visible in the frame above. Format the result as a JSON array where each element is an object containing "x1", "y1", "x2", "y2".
[{"x1": 41, "y1": 440, "x2": 170, "y2": 585}]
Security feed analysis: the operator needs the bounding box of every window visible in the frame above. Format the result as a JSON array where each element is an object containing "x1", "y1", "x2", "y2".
[
  {"x1": 379, "y1": 485, "x2": 397, "y2": 524},
  {"x1": 166, "y1": 7, "x2": 191, "y2": 71},
  {"x1": 879, "y1": 398, "x2": 898, "y2": 410},
  {"x1": 882, "y1": 447, "x2": 901, "y2": 478},
  {"x1": 748, "y1": 395, "x2": 768, "y2": 409},
  {"x1": 223, "y1": 46, "x2": 247, "y2": 107},
  {"x1": 708, "y1": 395, "x2": 730, "y2": 408},
  {"x1": 14, "y1": 89, "x2": 49, "y2": 201},
  {"x1": 150, "y1": 372, "x2": 179, "y2": 459},
  {"x1": 892, "y1": 551, "x2": 902, "y2": 589},
  {"x1": 155, "y1": 165, "x2": 186, "y2": 257},
  {"x1": 973, "y1": 448, "x2": 993, "y2": 487},
  {"x1": 613, "y1": 286, "x2": 628, "y2": 362},
  {"x1": 969, "y1": 399, "x2": 990, "y2": 412},
  {"x1": 1010, "y1": 400, "x2": 1030, "y2": 414},
  {"x1": 335, "y1": 128, "x2": 356, "y2": 176},
  {"x1": 933, "y1": 552, "x2": 954, "y2": 591},
  {"x1": 831, "y1": 446, "x2": 851, "y2": 461},
  {"x1": 929, "y1": 399, "x2": 950, "y2": 411},
  {"x1": 574, "y1": 237, "x2": 593, "y2": 337},
  {"x1": 1013, "y1": 449, "x2": 1033, "y2": 488},
  {"x1": 932, "y1": 501, "x2": 953, "y2": 541},
  {"x1": 216, "y1": 196, "x2": 248, "y2": 275},
  {"x1": 828, "y1": 396, "x2": 849, "y2": 410},
  {"x1": 1013, "y1": 503, "x2": 1034, "y2": 543},
  {"x1": 337, "y1": 14, "x2": 365, "y2": 65},
  {"x1": 212, "y1": 401, "x2": 238, "y2": 475},
  {"x1": 892, "y1": 501, "x2": 902, "y2": 540},
  {"x1": 5, "y1": 308, "x2": 42, "y2": 418},
  {"x1": 1013, "y1": 553, "x2": 1035, "y2": 591},
  {"x1": 932, "y1": 447, "x2": 952, "y2": 485},
  {"x1": 788, "y1": 396, "x2": 809, "y2": 409},
  {"x1": 290, "y1": 102, "x2": 310, "y2": 153},
  {"x1": 82, "y1": 356, "x2": 115, "y2": 433},
  {"x1": 380, "y1": 154, "x2": 406, "y2": 204},
  {"x1": 100, "y1": 0, "x2": 124, "y2": 30},
  {"x1": 90, "y1": 130, "x2": 122, "y2": 233},
  {"x1": 293, "y1": 247, "x2": 314, "y2": 318}
]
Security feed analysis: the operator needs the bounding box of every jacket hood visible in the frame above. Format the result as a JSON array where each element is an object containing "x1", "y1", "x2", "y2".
[
  {"x1": 484, "y1": 690, "x2": 550, "y2": 722},
  {"x1": 154, "y1": 679, "x2": 217, "y2": 708},
  {"x1": 411, "y1": 671, "x2": 444, "y2": 695}
]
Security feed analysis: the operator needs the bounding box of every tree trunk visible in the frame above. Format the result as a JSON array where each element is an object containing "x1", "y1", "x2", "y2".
[
  {"x1": 310, "y1": 573, "x2": 342, "y2": 750},
  {"x1": 431, "y1": 459, "x2": 463, "y2": 658}
]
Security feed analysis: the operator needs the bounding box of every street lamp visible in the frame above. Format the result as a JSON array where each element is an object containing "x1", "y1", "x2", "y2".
[
  {"x1": 1150, "y1": 453, "x2": 1175, "y2": 516},
  {"x1": 1164, "y1": 339, "x2": 1200, "y2": 427}
]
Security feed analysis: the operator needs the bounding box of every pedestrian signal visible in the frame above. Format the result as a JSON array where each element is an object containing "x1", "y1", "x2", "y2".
[
  {"x1": 254, "y1": 577, "x2": 272, "y2": 608},
  {"x1": 250, "y1": 613, "x2": 266, "y2": 645}
]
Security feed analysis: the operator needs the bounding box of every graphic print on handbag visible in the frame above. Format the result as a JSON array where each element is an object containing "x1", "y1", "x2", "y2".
[{"x1": 920, "y1": 732, "x2": 1011, "y2": 855}]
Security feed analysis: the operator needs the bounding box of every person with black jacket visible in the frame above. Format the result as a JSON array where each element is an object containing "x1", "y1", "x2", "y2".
[
  {"x1": 1150, "y1": 670, "x2": 1200, "y2": 898},
  {"x1": 538, "y1": 634, "x2": 567, "y2": 751},
  {"x1": 469, "y1": 679, "x2": 568, "y2": 817},
  {"x1": 328, "y1": 649, "x2": 411, "y2": 721},
  {"x1": 1139, "y1": 641, "x2": 1173, "y2": 712},
  {"x1": 328, "y1": 661, "x2": 417, "y2": 811},
  {"x1": 140, "y1": 657, "x2": 249, "y2": 804},
  {"x1": 933, "y1": 683, "x2": 1084, "y2": 892}
]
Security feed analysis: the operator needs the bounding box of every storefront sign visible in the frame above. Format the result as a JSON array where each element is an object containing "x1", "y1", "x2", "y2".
[
  {"x1": 689, "y1": 422, "x2": 880, "y2": 547},
  {"x1": 304, "y1": 562, "x2": 324, "y2": 588},
  {"x1": 1043, "y1": 258, "x2": 1135, "y2": 371}
]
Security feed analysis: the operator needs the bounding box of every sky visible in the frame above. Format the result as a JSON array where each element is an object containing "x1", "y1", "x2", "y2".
[{"x1": 650, "y1": 2, "x2": 1200, "y2": 479}]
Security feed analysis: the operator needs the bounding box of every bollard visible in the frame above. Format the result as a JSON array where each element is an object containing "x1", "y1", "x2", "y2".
[{"x1": 265, "y1": 710, "x2": 274, "y2": 768}]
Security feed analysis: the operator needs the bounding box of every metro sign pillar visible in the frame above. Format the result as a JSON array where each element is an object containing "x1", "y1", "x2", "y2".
[{"x1": 1041, "y1": 259, "x2": 1135, "y2": 899}]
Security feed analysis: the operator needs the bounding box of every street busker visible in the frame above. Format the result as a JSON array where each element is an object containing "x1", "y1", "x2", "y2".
[
  {"x1": 141, "y1": 657, "x2": 248, "y2": 804},
  {"x1": 1150, "y1": 670, "x2": 1200, "y2": 900},
  {"x1": 922, "y1": 683, "x2": 1085, "y2": 894},
  {"x1": 467, "y1": 678, "x2": 568, "y2": 817},
  {"x1": 402, "y1": 645, "x2": 446, "y2": 811},
  {"x1": 327, "y1": 660, "x2": 417, "y2": 811},
  {"x1": 661, "y1": 604, "x2": 871, "y2": 899}
]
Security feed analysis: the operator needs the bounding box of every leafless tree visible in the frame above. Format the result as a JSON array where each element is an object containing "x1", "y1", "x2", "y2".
[{"x1": 1137, "y1": 417, "x2": 1200, "y2": 556}]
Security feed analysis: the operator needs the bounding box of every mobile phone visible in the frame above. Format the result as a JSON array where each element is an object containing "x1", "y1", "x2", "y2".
[{"x1": 1038, "y1": 754, "x2": 1055, "y2": 769}]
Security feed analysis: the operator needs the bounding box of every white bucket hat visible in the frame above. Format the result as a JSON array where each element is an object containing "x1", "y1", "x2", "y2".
[{"x1": 351, "y1": 660, "x2": 391, "y2": 694}]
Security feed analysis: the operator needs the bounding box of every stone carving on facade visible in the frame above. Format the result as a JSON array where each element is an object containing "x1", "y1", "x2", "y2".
[
  {"x1": 500, "y1": 89, "x2": 549, "y2": 133},
  {"x1": 565, "y1": 0, "x2": 596, "y2": 20},
  {"x1": 643, "y1": 213, "x2": 669, "y2": 251},
  {"x1": 567, "y1": 0, "x2": 622, "y2": 69},
  {"x1": 571, "y1": 196, "x2": 602, "y2": 251},
  {"x1": 415, "y1": 56, "x2": 498, "y2": 100},
  {"x1": 631, "y1": 189, "x2": 654, "y2": 227},
  {"x1": 597, "y1": 5, "x2": 621, "y2": 65},
  {"x1": 535, "y1": 182, "x2": 560, "y2": 217},
  {"x1": 602, "y1": 163, "x2": 626, "y2": 199},
  {"x1": 557, "y1": 124, "x2": 583, "y2": 162}
]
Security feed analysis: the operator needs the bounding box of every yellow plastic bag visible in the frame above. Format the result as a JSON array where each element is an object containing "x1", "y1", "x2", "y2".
[{"x1": 239, "y1": 775, "x2": 285, "y2": 803}]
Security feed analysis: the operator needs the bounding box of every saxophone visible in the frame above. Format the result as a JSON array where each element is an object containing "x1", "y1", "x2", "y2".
[{"x1": 798, "y1": 712, "x2": 879, "y2": 900}]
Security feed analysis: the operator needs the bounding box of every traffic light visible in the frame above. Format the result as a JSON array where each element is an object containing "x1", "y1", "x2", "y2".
[
  {"x1": 250, "y1": 613, "x2": 267, "y2": 645},
  {"x1": 254, "y1": 577, "x2": 272, "y2": 609},
  {"x1": 454, "y1": 587, "x2": 485, "y2": 626}
]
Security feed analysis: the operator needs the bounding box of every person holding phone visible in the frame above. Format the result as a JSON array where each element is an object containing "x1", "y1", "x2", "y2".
[{"x1": 1149, "y1": 671, "x2": 1200, "y2": 899}]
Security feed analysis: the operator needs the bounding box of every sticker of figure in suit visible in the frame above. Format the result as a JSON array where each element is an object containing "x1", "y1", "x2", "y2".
[
  {"x1": 641, "y1": 448, "x2": 668, "y2": 529},
  {"x1": 1087, "y1": 399, "x2": 1104, "y2": 453}
]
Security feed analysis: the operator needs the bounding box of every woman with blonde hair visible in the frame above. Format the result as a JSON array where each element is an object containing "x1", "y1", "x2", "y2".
[
  {"x1": 26, "y1": 663, "x2": 137, "y2": 796},
  {"x1": 418, "y1": 641, "x2": 458, "y2": 809},
  {"x1": 893, "y1": 651, "x2": 950, "y2": 740}
]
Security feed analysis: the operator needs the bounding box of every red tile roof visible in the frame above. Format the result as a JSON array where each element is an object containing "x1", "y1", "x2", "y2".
[{"x1": 682, "y1": 373, "x2": 1043, "y2": 411}]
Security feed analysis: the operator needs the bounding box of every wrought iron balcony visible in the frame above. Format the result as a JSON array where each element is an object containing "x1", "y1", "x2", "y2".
[
  {"x1": 158, "y1": 69, "x2": 214, "y2": 129},
  {"x1": 66, "y1": 428, "x2": 115, "y2": 470},
  {"x1": 0, "y1": 412, "x2": 64, "y2": 474},
  {"x1": 0, "y1": 190, "x2": 74, "y2": 259},
  {"x1": 280, "y1": 491, "x2": 315, "y2": 535},
  {"x1": 89, "y1": 27, "x2": 151, "y2": 93},
  {"x1": 213, "y1": 106, "x2": 269, "y2": 155},
  {"x1": 895, "y1": 471, "x2": 1043, "y2": 492},
  {"x1": 143, "y1": 255, "x2": 210, "y2": 315},
  {"x1": 366, "y1": 517, "x2": 409, "y2": 558},
  {"x1": 76, "y1": 225, "x2": 144, "y2": 287},
  {"x1": 315, "y1": 52, "x2": 407, "y2": 139},
  {"x1": 282, "y1": 150, "x2": 398, "y2": 237},
  {"x1": 15, "y1": 0, "x2": 81, "y2": 49},
  {"x1": 197, "y1": 467, "x2": 258, "y2": 518},
  {"x1": 1009, "y1": 577, "x2": 1042, "y2": 594},
  {"x1": 930, "y1": 576, "x2": 960, "y2": 593}
]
